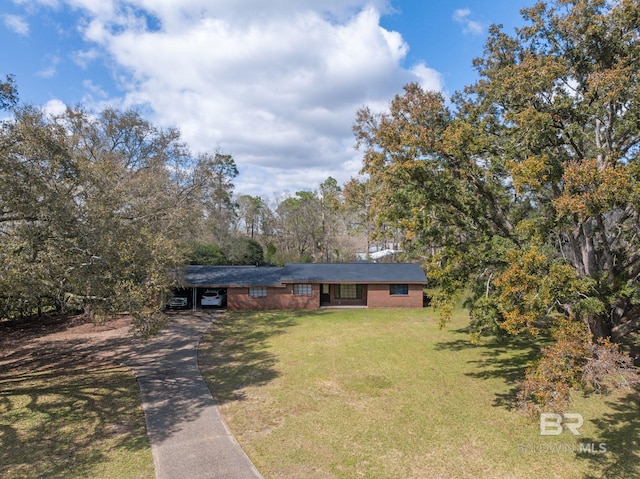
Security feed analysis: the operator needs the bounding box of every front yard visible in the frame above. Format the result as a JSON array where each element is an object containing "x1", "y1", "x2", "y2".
[
  {"x1": 2, "y1": 308, "x2": 637, "y2": 478},
  {"x1": 199, "y1": 307, "x2": 640, "y2": 479},
  {"x1": 0, "y1": 316, "x2": 154, "y2": 479}
]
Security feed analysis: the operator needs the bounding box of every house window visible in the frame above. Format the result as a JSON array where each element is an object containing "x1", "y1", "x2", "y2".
[
  {"x1": 335, "y1": 284, "x2": 364, "y2": 299},
  {"x1": 390, "y1": 284, "x2": 409, "y2": 295},
  {"x1": 248, "y1": 287, "x2": 267, "y2": 297},
  {"x1": 293, "y1": 284, "x2": 312, "y2": 295}
]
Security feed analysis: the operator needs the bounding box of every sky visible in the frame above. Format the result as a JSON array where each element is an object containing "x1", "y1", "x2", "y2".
[{"x1": 1, "y1": 0, "x2": 536, "y2": 199}]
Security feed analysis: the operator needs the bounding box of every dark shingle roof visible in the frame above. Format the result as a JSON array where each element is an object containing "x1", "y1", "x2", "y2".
[
  {"x1": 179, "y1": 263, "x2": 426, "y2": 287},
  {"x1": 280, "y1": 263, "x2": 426, "y2": 284},
  {"x1": 180, "y1": 265, "x2": 284, "y2": 287}
]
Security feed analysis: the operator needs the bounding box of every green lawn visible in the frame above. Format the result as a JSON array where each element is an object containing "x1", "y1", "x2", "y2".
[
  {"x1": 199, "y1": 307, "x2": 640, "y2": 479},
  {"x1": 0, "y1": 354, "x2": 154, "y2": 479}
]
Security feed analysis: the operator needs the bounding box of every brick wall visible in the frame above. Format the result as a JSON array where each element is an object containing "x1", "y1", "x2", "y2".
[
  {"x1": 228, "y1": 284, "x2": 320, "y2": 311},
  {"x1": 366, "y1": 283, "x2": 423, "y2": 308},
  {"x1": 227, "y1": 283, "x2": 423, "y2": 310}
]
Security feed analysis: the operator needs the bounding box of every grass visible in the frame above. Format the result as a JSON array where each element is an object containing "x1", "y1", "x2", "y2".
[
  {"x1": 199, "y1": 307, "x2": 640, "y2": 479},
  {"x1": 0, "y1": 353, "x2": 154, "y2": 479}
]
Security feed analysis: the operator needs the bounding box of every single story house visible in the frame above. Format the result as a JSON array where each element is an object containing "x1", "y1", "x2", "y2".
[{"x1": 176, "y1": 262, "x2": 427, "y2": 311}]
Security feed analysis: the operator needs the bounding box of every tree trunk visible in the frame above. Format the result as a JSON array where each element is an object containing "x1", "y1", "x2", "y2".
[{"x1": 585, "y1": 313, "x2": 612, "y2": 340}]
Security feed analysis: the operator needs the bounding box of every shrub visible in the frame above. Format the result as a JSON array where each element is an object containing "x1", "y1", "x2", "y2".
[
  {"x1": 583, "y1": 338, "x2": 640, "y2": 394},
  {"x1": 517, "y1": 318, "x2": 639, "y2": 417}
]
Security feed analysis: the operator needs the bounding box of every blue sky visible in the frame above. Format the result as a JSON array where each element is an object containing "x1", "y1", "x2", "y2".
[{"x1": 1, "y1": 0, "x2": 535, "y2": 198}]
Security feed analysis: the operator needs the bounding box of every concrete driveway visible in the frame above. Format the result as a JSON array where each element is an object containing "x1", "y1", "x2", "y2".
[{"x1": 120, "y1": 312, "x2": 263, "y2": 479}]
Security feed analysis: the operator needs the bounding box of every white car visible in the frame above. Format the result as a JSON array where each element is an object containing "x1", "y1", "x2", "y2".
[
  {"x1": 201, "y1": 289, "x2": 226, "y2": 307},
  {"x1": 168, "y1": 296, "x2": 188, "y2": 309}
]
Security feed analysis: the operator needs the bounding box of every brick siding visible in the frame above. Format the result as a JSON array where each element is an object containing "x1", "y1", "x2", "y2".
[
  {"x1": 366, "y1": 283, "x2": 424, "y2": 308},
  {"x1": 225, "y1": 283, "x2": 423, "y2": 310},
  {"x1": 227, "y1": 284, "x2": 320, "y2": 311}
]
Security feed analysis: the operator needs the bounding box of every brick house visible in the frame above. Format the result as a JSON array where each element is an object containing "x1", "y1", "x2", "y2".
[{"x1": 177, "y1": 262, "x2": 426, "y2": 311}]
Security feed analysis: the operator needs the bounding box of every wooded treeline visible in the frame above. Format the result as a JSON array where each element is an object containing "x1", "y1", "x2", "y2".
[
  {"x1": 0, "y1": 77, "x2": 397, "y2": 328},
  {"x1": 354, "y1": 0, "x2": 640, "y2": 411}
]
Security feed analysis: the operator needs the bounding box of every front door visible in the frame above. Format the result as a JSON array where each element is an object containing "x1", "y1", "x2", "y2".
[{"x1": 320, "y1": 284, "x2": 331, "y2": 306}]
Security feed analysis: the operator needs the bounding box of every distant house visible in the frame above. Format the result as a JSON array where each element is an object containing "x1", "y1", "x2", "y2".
[{"x1": 176, "y1": 262, "x2": 426, "y2": 311}]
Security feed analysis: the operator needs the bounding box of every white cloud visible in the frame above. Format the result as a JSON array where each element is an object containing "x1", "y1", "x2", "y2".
[
  {"x1": 410, "y1": 62, "x2": 444, "y2": 92},
  {"x1": 453, "y1": 8, "x2": 471, "y2": 20},
  {"x1": 12, "y1": 0, "x2": 60, "y2": 7},
  {"x1": 72, "y1": 48, "x2": 99, "y2": 68},
  {"x1": 26, "y1": 1, "x2": 445, "y2": 197},
  {"x1": 43, "y1": 98, "x2": 67, "y2": 116},
  {"x1": 3, "y1": 14, "x2": 29, "y2": 36},
  {"x1": 36, "y1": 66, "x2": 57, "y2": 78},
  {"x1": 82, "y1": 79, "x2": 108, "y2": 99},
  {"x1": 453, "y1": 8, "x2": 483, "y2": 36},
  {"x1": 36, "y1": 55, "x2": 60, "y2": 78}
]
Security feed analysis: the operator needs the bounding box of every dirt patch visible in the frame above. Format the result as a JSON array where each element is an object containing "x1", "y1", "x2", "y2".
[
  {"x1": 35, "y1": 314, "x2": 133, "y2": 343},
  {"x1": 0, "y1": 314, "x2": 136, "y2": 375},
  {"x1": 2, "y1": 313, "x2": 129, "y2": 345}
]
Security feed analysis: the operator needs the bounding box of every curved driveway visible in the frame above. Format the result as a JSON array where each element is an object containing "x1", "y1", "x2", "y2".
[{"x1": 120, "y1": 312, "x2": 263, "y2": 479}]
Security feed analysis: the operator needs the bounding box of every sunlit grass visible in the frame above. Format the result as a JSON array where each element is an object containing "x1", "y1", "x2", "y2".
[
  {"x1": 199, "y1": 307, "x2": 640, "y2": 479},
  {"x1": 0, "y1": 361, "x2": 154, "y2": 479}
]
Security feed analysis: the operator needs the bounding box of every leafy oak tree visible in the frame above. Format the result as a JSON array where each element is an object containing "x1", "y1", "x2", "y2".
[
  {"x1": 0, "y1": 95, "x2": 212, "y2": 333},
  {"x1": 354, "y1": 0, "x2": 640, "y2": 411},
  {"x1": 0, "y1": 74, "x2": 18, "y2": 110},
  {"x1": 274, "y1": 191, "x2": 323, "y2": 263},
  {"x1": 236, "y1": 194, "x2": 266, "y2": 239},
  {"x1": 199, "y1": 151, "x2": 239, "y2": 243},
  {"x1": 319, "y1": 177, "x2": 342, "y2": 262}
]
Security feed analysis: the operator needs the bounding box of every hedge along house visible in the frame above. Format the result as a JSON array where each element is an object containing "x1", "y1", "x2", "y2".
[{"x1": 179, "y1": 263, "x2": 427, "y2": 311}]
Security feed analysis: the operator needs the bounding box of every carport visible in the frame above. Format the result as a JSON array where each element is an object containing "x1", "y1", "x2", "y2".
[{"x1": 176, "y1": 265, "x2": 283, "y2": 311}]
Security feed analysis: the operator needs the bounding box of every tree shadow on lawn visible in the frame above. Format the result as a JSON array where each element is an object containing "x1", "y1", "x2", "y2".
[
  {"x1": 435, "y1": 329, "x2": 640, "y2": 478},
  {"x1": 434, "y1": 329, "x2": 544, "y2": 410},
  {"x1": 576, "y1": 388, "x2": 640, "y2": 479},
  {"x1": 0, "y1": 345, "x2": 151, "y2": 479},
  {"x1": 198, "y1": 310, "x2": 321, "y2": 405},
  {"x1": 1, "y1": 311, "x2": 237, "y2": 471},
  {"x1": 1, "y1": 309, "x2": 310, "y2": 475}
]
